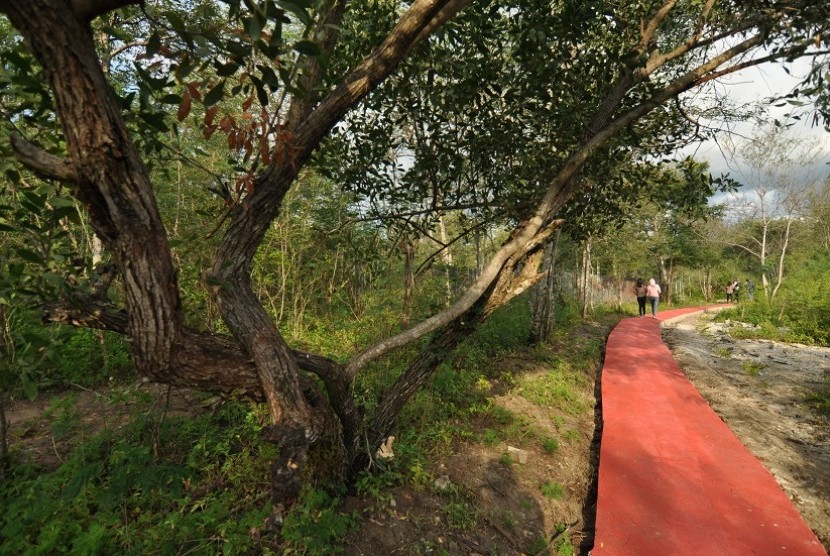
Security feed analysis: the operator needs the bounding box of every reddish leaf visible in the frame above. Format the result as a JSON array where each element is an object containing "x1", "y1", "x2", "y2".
[
  {"x1": 204, "y1": 105, "x2": 219, "y2": 126},
  {"x1": 220, "y1": 115, "x2": 235, "y2": 132},
  {"x1": 177, "y1": 89, "x2": 192, "y2": 122},
  {"x1": 203, "y1": 124, "x2": 218, "y2": 139},
  {"x1": 187, "y1": 82, "x2": 202, "y2": 101},
  {"x1": 259, "y1": 137, "x2": 270, "y2": 165}
]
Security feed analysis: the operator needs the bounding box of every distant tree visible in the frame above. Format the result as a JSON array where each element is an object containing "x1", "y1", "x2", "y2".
[{"x1": 720, "y1": 126, "x2": 824, "y2": 298}]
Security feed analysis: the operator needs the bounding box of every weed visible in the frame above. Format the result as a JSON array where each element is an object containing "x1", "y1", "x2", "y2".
[
  {"x1": 541, "y1": 480, "x2": 565, "y2": 499},
  {"x1": 47, "y1": 394, "x2": 81, "y2": 440},
  {"x1": 715, "y1": 347, "x2": 732, "y2": 358},
  {"x1": 442, "y1": 501, "x2": 476, "y2": 530},
  {"x1": 483, "y1": 428, "x2": 500, "y2": 446},
  {"x1": 806, "y1": 379, "x2": 830, "y2": 415},
  {"x1": 282, "y1": 487, "x2": 357, "y2": 553},
  {"x1": 499, "y1": 452, "x2": 513, "y2": 467},
  {"x1": 529, "y1": 535, "x2": 550, "y2": 554},
  {"x1": 554, "y1": 532, "x2": 575, "y2": 556},
  {"x1": 742, "y1": 360, "x2": 765, "y2": 376},
  {"x1": 542, "y1": 437, "x2": 559, "y2": 454}
]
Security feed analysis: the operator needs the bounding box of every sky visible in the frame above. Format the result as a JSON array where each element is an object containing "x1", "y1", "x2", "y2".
[{"x1": 680, "y1": 56, "x2": 830, "y2": 181}]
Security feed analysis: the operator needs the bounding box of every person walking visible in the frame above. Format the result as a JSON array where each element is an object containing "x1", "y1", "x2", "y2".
[
  {"x1": 726, "y1": 281, "x2": 734, "y2": 303},
  {"x1": 732, "y1": 278, "x2": 741, "y2": 303},
  {"x1": 746, "y1": 278, "x2": 755, "y2": 301},
  {"x1": 646, "y1": 278, "x2": 662, "y2": 318},
  {"x1": 634, "y1": 278, "x2": 648, "y2": 317}
]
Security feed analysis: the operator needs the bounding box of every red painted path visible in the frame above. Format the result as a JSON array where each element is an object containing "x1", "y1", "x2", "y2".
[{"x1": 592, "y1": 306, "x2": 826, "y2": 555}]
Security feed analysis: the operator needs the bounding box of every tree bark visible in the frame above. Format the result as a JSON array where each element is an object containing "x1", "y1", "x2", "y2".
[
  {"x1": 771, "y1": 218, "x2": 793, "y2": 299},
  {"x1": 530, "y1": 232, "x2": 560, "y2": 344},
  {"x1": 0, "y1": 388, "x2": 8, "y2": 476},
  {"x1": 402, "y1": 237, "x2": 418, "y2": 327}
]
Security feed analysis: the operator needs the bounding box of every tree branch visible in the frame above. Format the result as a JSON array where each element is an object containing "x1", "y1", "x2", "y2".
[
  {"x1": 10, "y1": 134, "x2": 77, "y2": 181},
  {"x1": 71, "y1": 0, "x2": 141, "y2": 22}
]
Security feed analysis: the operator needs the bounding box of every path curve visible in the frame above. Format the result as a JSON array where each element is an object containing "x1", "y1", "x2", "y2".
[{"x1": 592, "y1": 306, "x2": 827, "y2": 555}]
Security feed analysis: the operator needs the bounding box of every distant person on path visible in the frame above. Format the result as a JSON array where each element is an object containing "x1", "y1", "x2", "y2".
[
  {"x1": 646, "y1": 278, "x2": 662, "y2": 318},
  {"x1": 746, "y1": 278, "x2": 755, "y2": 300},
  {"x1": 732, "y1": 279, "x2": 741, "y2": 302},
  {"x1": 634, "y1": 278, "x2": 648, "y2": 317},
  {"x1": 726, "y1": 281, "x2": 734, "y2": 303}
]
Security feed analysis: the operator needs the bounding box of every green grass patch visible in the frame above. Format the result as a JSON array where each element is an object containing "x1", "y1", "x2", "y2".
[
  {"x1": 742, "y1": 360, "x2": 765, "y2": 376},
  {"x1": 0, "y1": 399, "x2": 355, "y2": 555},
  {"x1": 540, "y1": 480, "x2": 565, "y2": 499},
  {"x1": 516, "y1": 363, "x2": 585, "y2": 414}
]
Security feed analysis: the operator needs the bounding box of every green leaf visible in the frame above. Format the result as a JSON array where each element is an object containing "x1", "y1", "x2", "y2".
[
  {"x1": 248, "y1": 14, "x2": 265, "y2": 43},
  {"x1": 160, "y1": 94, "x2": 183, "y2": 104},
  {"x1": 22, "y1": 378, "x2": 38, "y2": 401},
  {"x1": 293, "y1": 40, "x2": 320, "y2": 57},
  {"x1": 16, "y1": 248, "x2": 43, "y2": 264},
  {"x1": 102, "y1": 25, "x2": 131, "y2": 41},
  {"x1": 146, "y1": 32, "x2": 162, "y2": 57},
  {"x1": 203, "y1": 80, "x2": 226, "y2": 107},
  {"x1": 277, "y1": 0, "x2": 311, "y2": 26},
  {"x1": 249, "y1": 75, "x2": 269, "y2": 106},
  {"x1": 215, "y1": 62, "x2": 240, "y2": 77}
]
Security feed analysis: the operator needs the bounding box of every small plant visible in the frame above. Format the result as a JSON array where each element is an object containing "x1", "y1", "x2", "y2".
[
  {"x1": 499, "y1": 452, "x2": 513, "y2": 467},
  {"x1": 742, "y1": 360, "x2": 765, "y2": 376},
  {"x1": 554, "y1": 533, "x2": 575, "y2": 556},
  {"x1": 528, "y1": 535, "x2": 550, "y2": 555},
  {"x1": 715, "y1": 347, "x2": 732, "y2": 358},
  {"x1": 540, "y1": 480, "x2": 565, "y2": 499},
  {"x1": 442, "y1": 501, "x2": 476, "y2": 530},
  {"x1": 282, "y1": 487, "x2": 357, "y2": 553},
  {"x1": 542, "y1": 437, "x2": 559, "y2": 454},
  {"x1": 806, "y1": 381, "x2": 830, "y2": 415},
  {"x1": 482, "y1": 428, "x2": 500, "y2": 446}
]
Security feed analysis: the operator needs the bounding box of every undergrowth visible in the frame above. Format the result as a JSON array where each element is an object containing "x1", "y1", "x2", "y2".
[{"x1": 1, "y1": 296, "x2": 621, "y2": 554}]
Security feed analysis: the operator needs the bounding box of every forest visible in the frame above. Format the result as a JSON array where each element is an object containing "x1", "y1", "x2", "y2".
[{"x1": 1, "y1": 0, "x2": 829, "y2": 553}]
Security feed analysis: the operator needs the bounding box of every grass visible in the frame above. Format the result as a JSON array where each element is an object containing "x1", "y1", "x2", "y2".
[
  {"x1": 540, "y1": 480, "x2": 565, "y2": 499},
  {"x1": 542, "y1": 437, "x2": 560, "y2": 454},
  {"x1": 715, "y1": 347, "x2": 732, "y2": 358},
  {"x1": 742, "y1": 360, "x2": 765, "y2": 376}
]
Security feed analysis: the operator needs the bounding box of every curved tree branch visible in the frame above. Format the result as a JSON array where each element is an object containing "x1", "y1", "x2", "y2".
[{"x1": 10, "y1": 134, "x2": 77, "y2": 181}]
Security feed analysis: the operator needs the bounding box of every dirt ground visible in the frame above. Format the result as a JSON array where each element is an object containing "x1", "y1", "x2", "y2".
[
  {"x1": 663, "y1": 311, "x2": 830, "y2": 550},
  {"x1": 338, "y1": 349, "x2": 600, "y2": 556}
]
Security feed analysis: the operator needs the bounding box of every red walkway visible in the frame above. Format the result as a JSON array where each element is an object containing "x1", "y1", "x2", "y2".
[{"x1": 592, "y1": 306, "x2": 826, "y2": 555}]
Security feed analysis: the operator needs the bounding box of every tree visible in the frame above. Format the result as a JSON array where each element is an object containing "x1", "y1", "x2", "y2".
[
  {"x1": 2, "y1": 0, "x2": 829, "y2": 523},
  {"x1": 719, "y1": 126, "x2": 824, "y2": 298}
]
